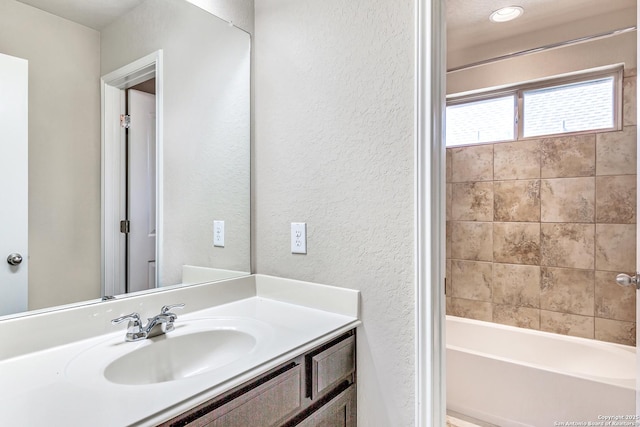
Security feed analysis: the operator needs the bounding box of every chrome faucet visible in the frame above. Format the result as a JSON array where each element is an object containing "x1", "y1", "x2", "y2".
[{"x1": 111, "y1": 303, "x2": 185, "y2": 342}]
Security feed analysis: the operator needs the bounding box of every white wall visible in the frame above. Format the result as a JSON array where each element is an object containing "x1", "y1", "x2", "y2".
[
  {"x1": 0, "y1": 0, "x2": 101, "y2": 310},
  {"x1": 254, "y1": 0, "x2": 415, "y2": 425},
  {"x1": 101, "y1": 0, "x2": 251, "y2": 285}
]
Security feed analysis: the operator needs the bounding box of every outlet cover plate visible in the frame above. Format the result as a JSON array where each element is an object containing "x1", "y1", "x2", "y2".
[
  {"x1": 214, "y1": 220, "x2": 225, "y2": 247},
  {"x1": 291, "y1": 222, "x2": 307, "y2": 254}
]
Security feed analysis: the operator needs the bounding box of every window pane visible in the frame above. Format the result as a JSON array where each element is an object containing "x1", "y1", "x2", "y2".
[
  {"x1": 446, "y1": 96, "x2": 515, "y2": 147},
  {"x1": 523, "y1": 77, "x2": 614, "y2": 138}
]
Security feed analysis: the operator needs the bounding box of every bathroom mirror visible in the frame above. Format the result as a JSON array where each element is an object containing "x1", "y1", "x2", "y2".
[{"x1": 0, "y1": 0, "x2": 250, "y2": 318}]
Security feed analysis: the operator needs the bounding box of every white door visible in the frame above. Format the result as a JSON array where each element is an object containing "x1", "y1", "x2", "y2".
[
  {"x1": 0, "y1": 53, "x2": 28, "y2": 315},
  {"x1": 127, "y1": 89, "x2": 156, "y2": 292}
]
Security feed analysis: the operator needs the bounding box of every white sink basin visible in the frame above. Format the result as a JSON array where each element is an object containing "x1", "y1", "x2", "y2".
[
  {"x1": 65, "y1": 317, "x2": 273, "y2": 387},
  {"x1": 104, "y1": 329, "x2": 256, "y2": 385}
]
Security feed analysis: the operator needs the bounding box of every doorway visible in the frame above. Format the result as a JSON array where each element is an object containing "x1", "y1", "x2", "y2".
[
  {"x1": 125, "y1": 83, "x2": 157, "y2": 293},
  {"x1": 101, "y1": 50, "x2": 163, "y2": 298},
  {"x1": 0, "y1": 52, "x2": 28, "y2": 316},
  {"x1": 441, "y1": 1, "x2": 637, "y2": 425}
]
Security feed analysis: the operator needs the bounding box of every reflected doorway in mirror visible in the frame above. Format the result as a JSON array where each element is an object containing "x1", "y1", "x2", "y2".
[
  {"x1": 127, "y1": 88, "x2": 157, "y2": 293},
  {"x1": 0, "y1": 52, "x2": 28, "y2": 316},
  {"x1": 101, "y1": 50, "x2": 163, "y2": 298}
]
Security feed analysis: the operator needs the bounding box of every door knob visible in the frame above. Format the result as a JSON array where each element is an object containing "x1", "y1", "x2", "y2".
[
  {"x1": 6, "y1": 253, "x2": 23, "y2": 266},
  {"x1": 616, "y1": 273, "x2": 640, "y2": 289}
]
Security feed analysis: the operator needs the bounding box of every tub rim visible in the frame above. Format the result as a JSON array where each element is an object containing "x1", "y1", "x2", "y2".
[{"x1": 446, "y1": 314, "x2": 635, "y2": 389}]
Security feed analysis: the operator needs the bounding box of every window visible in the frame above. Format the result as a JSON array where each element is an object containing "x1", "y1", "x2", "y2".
[
  {"x1": 445, "y1": 69, "x2": 621, "y2": 147},
  {"x1": 523, "y1": 77, "x2": 615, "y2": 137},
  {"x1": 446, "y1": 95, "x2": 515, "y2": 147}
]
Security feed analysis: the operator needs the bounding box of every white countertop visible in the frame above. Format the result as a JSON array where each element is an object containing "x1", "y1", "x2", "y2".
[{"x1": 0, "y1": 275, "x2": 360, "y2": 426}]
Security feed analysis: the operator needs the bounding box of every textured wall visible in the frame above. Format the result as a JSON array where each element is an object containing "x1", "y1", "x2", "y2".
[
  {"x1": 101, "y1": 0, "x2": 251, "y2": 285},
  {"x1": 446, "y1": 70, "x2": 637, "y2": 346},
  {"x1": 254, "y1": 0, "x2": 415, "y2": 425},
  {"x1": 0, "y1": 0, "x2": 102, "y2": 310}
]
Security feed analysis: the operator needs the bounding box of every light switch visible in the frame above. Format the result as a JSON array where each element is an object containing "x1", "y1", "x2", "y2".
[
  {"x1": 291, "y1": 222, "x2": 307, "y2": 254},
  {"x1": 214, "y1": 220, "x2": 225, "y2": 247}
]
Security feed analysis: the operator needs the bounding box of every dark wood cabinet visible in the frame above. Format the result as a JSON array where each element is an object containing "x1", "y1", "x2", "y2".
[
  {"x1": 160, "y1": 330, "x2": 356, "y2": 427},
  {"x1": 295, "y1": 385, "x2": 356, "y2": 427}
]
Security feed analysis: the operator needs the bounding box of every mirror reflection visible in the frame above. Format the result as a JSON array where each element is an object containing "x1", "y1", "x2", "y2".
[{"x1": 0, "y1": 0, "x2": 251, "y2": 318}]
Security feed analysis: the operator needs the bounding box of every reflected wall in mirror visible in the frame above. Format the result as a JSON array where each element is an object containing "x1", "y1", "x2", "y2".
[{"x1": 0, "y1": 0, "x2": 251, "y2": 318}]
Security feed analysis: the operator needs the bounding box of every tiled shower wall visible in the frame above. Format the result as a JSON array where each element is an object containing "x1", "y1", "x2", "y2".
[{"x1": 445, "y1": 70, "x2": 637, "y2": 346}]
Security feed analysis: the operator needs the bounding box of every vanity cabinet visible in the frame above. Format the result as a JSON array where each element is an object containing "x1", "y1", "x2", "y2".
[
  {"x1": 160, "y1": 330, "x2": 356, "y2": 427},
  {"x1": 293, "y1": 385, "x2": 356, "y2": 427}
]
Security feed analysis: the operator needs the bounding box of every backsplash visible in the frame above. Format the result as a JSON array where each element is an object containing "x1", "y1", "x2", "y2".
[{"x1": 445, "y1": 70, "x2": 637, "y2": 346}]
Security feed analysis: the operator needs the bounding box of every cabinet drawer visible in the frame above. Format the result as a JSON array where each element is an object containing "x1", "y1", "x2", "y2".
[
  {"x1": 295, "y1": 384, "x2": 356, "y2": 427},
  {"x1": 166, "y1": 363, "x2": 302, "y2": 427},
  {"x1": 307, "y1": 333, "x2": 355, "y2": 400}
]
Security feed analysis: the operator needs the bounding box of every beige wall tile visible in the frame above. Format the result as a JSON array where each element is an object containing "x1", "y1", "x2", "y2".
[
  {"x1": 493, "y1": 305, "x2": 540, "y2": 329},
  {"x1": 451, "y1": 182, "x2": 493, "y2": 221},
  {"x1": 595, "y1": 175, "x2": 636, "y2": 224},
  {"x1": 595, "y1": 270, "x2": 636, "y2": 322},
  {"x1": 541, "y1": 223, "x2": 595, "y2": 269},
  {"x1": 540, "y1": 177, "x2": 595, "y2": 223},
  {"x1": 541, "y1": 311, "x2": 594, "y2": 339},
  {"x1": 447, "y1": 298, "x2": 493, "y2": 322},
  {"x1": 493, "y1": 222, "x2": 540, "y2": 265},
  {"x1": 446, "y1": 260, "x2": 452, "y2": 296},
  {"x1": 624, "y1": 68, "x2": 637, "y2": 78},
  {"x1": 492, "y1": 263, "x2": 540, "y2": 308},
  {"x1": 623, "y1": 76, "x2": 636, "y2": 127},
  {"x1": 446, "y1": 221, "x2": 452, "y2": 259},
  {"x1": 540, "y1": 267, "x2": 594, "y2": 316},
  {"x1": 451, "y1": 221, "x2": 493, "y2": 261},
  {"x1": 541, "y1": 135, "x2": 595, "y2": 178},
  {"x1": 595, "y1": 224, "x2": 636, "y2": 272},
  {"x1": 494, "y1": 140, "x2": 541, "y2": 180},
  {"x1": 444, "y1": 80, "x2": 636, "y2": 344},
  {"x1": 451, "y1": 144, "x2": 493, "y2": 182},
  {"x1": 595, "y1": 318, "x2": 636, "y2": 346},
  {"x1": 446, "y1": 184, "x2": 452, "y2": 221},
  {"x1": 493, "y1": 180, "x2": 540, "y2": 222},
  {"x1": 596, "y1": 127, "x2": 637, "y2": 175},
  {"x1": 451, "y1": 260, "x2": 492, "y2": 301}
]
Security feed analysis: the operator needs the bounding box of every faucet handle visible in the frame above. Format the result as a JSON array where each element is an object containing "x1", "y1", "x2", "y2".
[
  {"x1": 160, "y1": 304, "x2": 184, "y2": 333},
  {"x1": 160, "y1": 303, "x2": 185, "y2": 316},
  {"x1": 111, "y1": 312, "x2": 142, "y2": 326},
  {"x1": 111, "y1": 313, "x2": 146, "y2": 341}
]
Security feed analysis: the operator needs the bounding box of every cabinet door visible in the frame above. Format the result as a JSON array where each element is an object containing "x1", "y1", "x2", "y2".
[
  {"x1": 307, "y1": 334, "x2": 355, "y2": 400},
  {"x1": 296, "y1": 385, "x2": 356, "y2": 427}
]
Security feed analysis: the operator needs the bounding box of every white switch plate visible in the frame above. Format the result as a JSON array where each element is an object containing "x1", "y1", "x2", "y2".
[
  {"x1": 213, "y1": 220, "x2": 225, "y2": 247},
  {"x1": 291, "y1": 222, "x2": 307, "y2": 254}
]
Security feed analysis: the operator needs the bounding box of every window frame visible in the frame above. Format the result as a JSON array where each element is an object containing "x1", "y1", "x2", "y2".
[
  {"x1": 445, "y1": 66, "x2": 623, "y2": 147},
  {"x1": 445, "y1": 93, "x2": 518, "y2": 146}
]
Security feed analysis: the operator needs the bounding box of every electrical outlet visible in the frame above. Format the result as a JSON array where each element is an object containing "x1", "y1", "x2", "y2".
[
  {"x1": 213, "y1": 220, "x2": 225, "y2": 247},
  {"x1": 291, "y1": 222, "x2": 306, "y2": 254}
]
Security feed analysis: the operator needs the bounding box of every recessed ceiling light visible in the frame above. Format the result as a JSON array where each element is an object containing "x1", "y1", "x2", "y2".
[{"x1": 489, "y1": 6, "x2": 524, "y2": 23}]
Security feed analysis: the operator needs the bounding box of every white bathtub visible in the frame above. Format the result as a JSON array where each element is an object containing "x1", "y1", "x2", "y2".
[{"x1": 446, "y1": 315, "x2": 636, "y2": 426}]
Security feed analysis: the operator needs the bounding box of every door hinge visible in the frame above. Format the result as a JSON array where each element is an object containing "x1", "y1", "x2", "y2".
[
  {"x1": 120, "y1": 220, "x2": 130, "y2": 234},
  {"x1": 120, "y1": 114, "x2": 131, "y2": 129}
]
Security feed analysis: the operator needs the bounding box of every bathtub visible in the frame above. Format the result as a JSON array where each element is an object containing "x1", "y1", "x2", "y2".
[{"x1": 446, "y1": 315, "x2": 636, "y2": 427}]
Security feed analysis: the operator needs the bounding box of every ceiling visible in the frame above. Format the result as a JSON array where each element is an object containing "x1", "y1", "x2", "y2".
[
  {"x1": 17, "y1": 0, "x2": 144, "y2": 30},
  {"x1": 447, "y1": 0, "x2": 636, "y2": 66}
]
